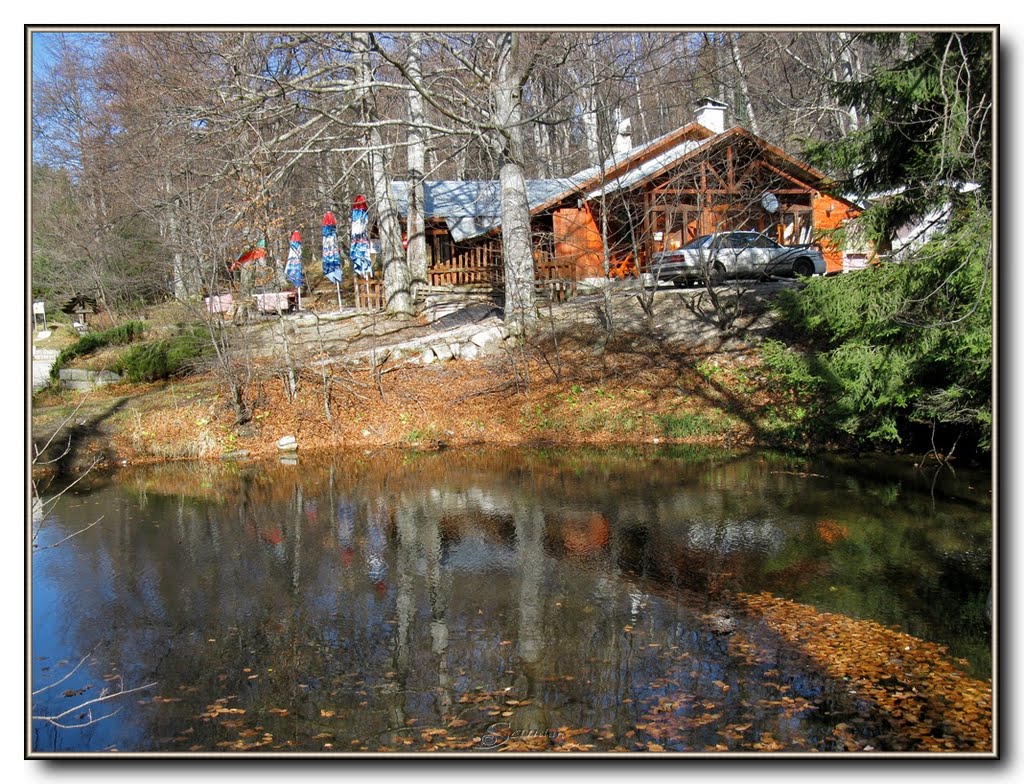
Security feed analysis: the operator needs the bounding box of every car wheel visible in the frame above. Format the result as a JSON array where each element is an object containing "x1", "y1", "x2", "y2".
[{"x1": 793, "y1": 258, "x2": 815, "y2": 278}]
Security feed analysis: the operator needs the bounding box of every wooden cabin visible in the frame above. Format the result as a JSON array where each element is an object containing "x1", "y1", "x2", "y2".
[{"x1": 390, "y1": 102, "x2": 864, "y2": 295}]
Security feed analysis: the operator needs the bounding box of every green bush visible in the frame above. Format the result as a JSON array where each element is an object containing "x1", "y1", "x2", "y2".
[
  {"x1": 49, "y1": 320, "x2": 147, "y2": 382},
  {"x1": 115, "y1": 328, "x2": 211, "y2": 383},
  {"x1": 761, "y1": 212, "x2": 992, "y2": 453}
]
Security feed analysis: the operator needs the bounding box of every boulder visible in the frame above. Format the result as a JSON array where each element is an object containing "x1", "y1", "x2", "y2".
[
  {"x1": 470, "y1": 325, "x2": 507, "y2": 348},
  {"x1": 432, "y1": 343, "x2": 454, "y2": 362},
  {"x1": 459, "y1": 343, "x2": 480, "y2": 361},
  {"x1": 419, "y1": 347, "x2": 436, "y2": 364},
  {"x1": 277, "y1": 435, "x2": 298, "y2": 452}
]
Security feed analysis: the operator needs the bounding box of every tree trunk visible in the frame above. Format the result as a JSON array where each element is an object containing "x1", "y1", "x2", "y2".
[
  {"x1": 354, "y1": 32, "x2": 414, "y2": 317},
  {"x1": 491, "y1": 32, "x2": 537, "y2": 335},
  {"x1": 730, "y1": 33, "x2": 760, "y2": 136},
  {"x1": 405, "y1": 32, "x2": 429, "y2": 304},
  {"x1": 835, "y1": 32, "x2": 862, "y2": 133},
  {"x1": 581, "y1": 50, "x2": 602, "y2": 165}
]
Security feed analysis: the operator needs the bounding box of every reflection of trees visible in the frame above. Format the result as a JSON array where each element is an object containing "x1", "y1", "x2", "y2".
[{"x1": 35, "y1": 447, "x2": 991, "y2": 751}]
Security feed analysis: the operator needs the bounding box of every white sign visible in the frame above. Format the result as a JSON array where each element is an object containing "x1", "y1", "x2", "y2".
[{"x1": 33, "y1": 301, "x2": 45, "y2": 315}]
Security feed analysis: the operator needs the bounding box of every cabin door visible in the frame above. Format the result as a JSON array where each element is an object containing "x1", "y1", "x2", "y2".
[{"x1": 553, "y1": 207, "x2": 604, "y2": 279}]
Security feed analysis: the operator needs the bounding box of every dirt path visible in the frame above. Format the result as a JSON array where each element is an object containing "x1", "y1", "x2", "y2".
[{"x1": 32, "y1": 348, "x2": 58, "y2": 392}]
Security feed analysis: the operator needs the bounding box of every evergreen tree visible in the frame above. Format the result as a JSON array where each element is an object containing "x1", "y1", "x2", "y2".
[{"x1": 763, "y1": 31, "x2": 994, "y2": 456}]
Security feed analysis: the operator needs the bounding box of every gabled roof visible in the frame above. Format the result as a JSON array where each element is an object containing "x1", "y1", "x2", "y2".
[
  {"x1": 390, "y1": 122, "x2": 860, "y2": 241},
  {"x1": 527, "y1": 121, "x2": 717, "y2": 215},
  {"x1": 585, "y1": 137, "x2": 708, "y2": 198}
]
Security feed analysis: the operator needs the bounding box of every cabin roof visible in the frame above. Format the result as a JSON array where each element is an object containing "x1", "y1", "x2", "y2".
[
  {"x1": 390, "y1": 179, "x2": 576, "y2": 242},
  {"x1": 391, "y1": 123, "x2": 859, "y2": 241}
]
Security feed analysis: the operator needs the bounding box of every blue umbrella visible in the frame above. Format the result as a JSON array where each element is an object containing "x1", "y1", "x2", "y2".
[
  {"x1": 350, "y1": 195, "x2": 373, "y2": 280},
  {"x1": 322, "y1": 211, "x2": 343, "y2": 309},
  {"x1": 284, "y1": 230, "x2": 304, "y2": 310}
]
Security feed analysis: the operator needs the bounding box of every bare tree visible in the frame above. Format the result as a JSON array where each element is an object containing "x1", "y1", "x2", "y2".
[
  {"x1": 405, "y1": 31, "x2": 429, "y2": 302},
  {"x1": 354, "y1": 32, "x2": 414, "y2": 316},
  {"x1": 491, "y1": 32, "x2": 538, "y2": 335}
]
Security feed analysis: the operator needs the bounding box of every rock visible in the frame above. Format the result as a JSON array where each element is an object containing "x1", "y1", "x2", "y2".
[
  {"x1": 279, "y1": 455, "x2": 298, "y2": 466},
  {"x1": 470, "y1": 326, "x2": 506, "y2": 348},
  {"x1": 448, "y1": 343, "x2": 461, "y2": 359},
  {"x1": 220, "y1": 450, "x2": 250, "y2": 461},
  {"x1": 459, "y1": 343, "x2": 480, "y2": 361},
  {"x1": 277, "y1": 435, "x2": 298, "y2": 451},
  {"x1": 420, "y1": 347, "x2": 436, "y2": 364},
  {"x1": 432, "y1": 343, "x2": 454, "y2": 362}
]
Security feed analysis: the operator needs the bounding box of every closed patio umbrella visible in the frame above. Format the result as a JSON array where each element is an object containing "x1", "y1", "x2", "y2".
[
  {"x1": 350, "y1": 195, "x2": 373, "y2": 309},
  {"x1": 322, "y1": 211, "x2": 344, "y2": 310},
  {"x1": 285, "y1": 230, "x2": 304, "y2": 310}
]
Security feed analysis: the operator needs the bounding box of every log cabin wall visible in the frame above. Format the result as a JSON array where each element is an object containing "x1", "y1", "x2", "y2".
[
  {"x1": 551, "y1": 206, "x2": 604, "y2": 279},
  {"x1": 620, "y1": 137, "x2": 848, "y2": 272},
  {"x1": 813, "y1": 193, "x2": 861, "y2": 273}
]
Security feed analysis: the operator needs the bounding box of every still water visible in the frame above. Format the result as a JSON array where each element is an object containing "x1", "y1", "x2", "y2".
[{"x1": 31, "y1": 447, "x2": 993, "y2": 754}]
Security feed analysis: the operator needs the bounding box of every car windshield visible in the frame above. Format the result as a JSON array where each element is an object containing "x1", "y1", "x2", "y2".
[{"x1": 682, "y1": 234, "x2": 714, "y2": 250}]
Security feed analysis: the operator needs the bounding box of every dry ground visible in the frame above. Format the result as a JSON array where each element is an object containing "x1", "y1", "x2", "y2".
[{"x1": 32, "y1": 280, "x2": 802, "y2": 471}]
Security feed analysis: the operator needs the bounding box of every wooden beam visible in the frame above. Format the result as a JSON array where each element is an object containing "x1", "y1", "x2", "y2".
[{"x1": 653, "y1": 188, "x2": 814, "y2": 197}]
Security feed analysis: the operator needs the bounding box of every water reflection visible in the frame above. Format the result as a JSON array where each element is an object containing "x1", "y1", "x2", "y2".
[{"x1": 30, "y1": 447, "x2": 992, "y2": 753}]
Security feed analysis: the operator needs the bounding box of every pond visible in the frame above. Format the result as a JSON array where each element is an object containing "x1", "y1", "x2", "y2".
[{"x1": 30, "y1": 446, "x2": 993, "y2": 755}]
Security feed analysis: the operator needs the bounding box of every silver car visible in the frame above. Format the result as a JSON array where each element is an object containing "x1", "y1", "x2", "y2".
[{"x1": 651, "y1": 231, "x2": 826, "y2": 286}]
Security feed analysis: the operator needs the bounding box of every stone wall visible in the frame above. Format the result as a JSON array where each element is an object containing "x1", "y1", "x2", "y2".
[{"x1": 58, "y1": 368, "x2": 122, "y2": 392}]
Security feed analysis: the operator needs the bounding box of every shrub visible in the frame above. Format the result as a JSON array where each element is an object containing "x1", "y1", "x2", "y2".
[
  {"x1": 49, "y1": 320, "x2": 147, "y2": 382},
  {"x1": 762, "y1": 212, "x2": 992, "y2": 453},
  {"x1": 115, "y1": 327, "x2": 211, "y2": 383}
]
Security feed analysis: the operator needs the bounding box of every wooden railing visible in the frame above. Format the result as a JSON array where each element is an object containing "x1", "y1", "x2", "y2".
[
  {"x1": 534, "y1": 254, "x2": 578, "y2": 302},
  {"x1": 353, "y1": 276, "x2": 384, "y2": 311},
  {"x1": 429, "y1": 243, "x2": 503, "y2": 287}
]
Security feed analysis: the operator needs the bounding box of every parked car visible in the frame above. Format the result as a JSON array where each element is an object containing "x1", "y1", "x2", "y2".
[{"x1": 650, "y1": 231, "x2": 826, "y2": 286}]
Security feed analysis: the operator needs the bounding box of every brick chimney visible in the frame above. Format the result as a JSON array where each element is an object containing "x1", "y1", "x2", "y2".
[{"x1": 694, "y1": 98, "x2": 728, "y2": 134}]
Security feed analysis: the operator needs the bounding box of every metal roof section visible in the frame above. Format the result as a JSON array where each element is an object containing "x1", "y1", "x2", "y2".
[
  {"x1": 391, "y1": 179, "x2": 575, "y2": 242},
  {"x1": 390, "y1": 124, "x2": 716, "y2": 241},
  {"x1": 585, "y1": 137, "x2": 708, "y2": 199},
  {"x1": 559, "y1": 125, "x2": 706, "y2": 194}
]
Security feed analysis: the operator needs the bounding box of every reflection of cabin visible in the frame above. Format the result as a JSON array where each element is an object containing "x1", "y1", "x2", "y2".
[{"x1": 390, "y1": 100, "x2": 863, "y2": 296}]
